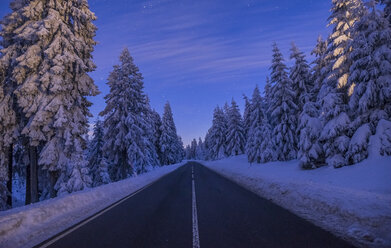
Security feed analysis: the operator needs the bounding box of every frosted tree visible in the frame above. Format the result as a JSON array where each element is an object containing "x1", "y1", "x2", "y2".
[
  {"x1": 206, "y1": 107, "x2": 227, "y2": 160},
  {"x1": 101, "y1": 48, "x2": 158, "y2": 178},
  {"x1": 246, "y1": 86, "x2": 265, "y2": 163},
  {"x1": 1, "y1": 0, "x2": 100, "y2": 198},
  {"x1": 318, "y1": 0, "x2": 364, "y2": 168},
  {"x1": 269, "y1": 43, "x2": 298, "y2": 161},
  {"x1": 196, "y1": 138, "x2": 205, "y2": 160},
  {"x1": 150, "y1": 108, "x2": 163, "y2": 165},
  {"x1": 243, "y1": 95, "x2": 251, "y2": 141},
  {"x1": 311, "y1": 36, "x2": 329, "y2": 97},
  {"x1": 346, "y1": 1, "x2": 391, "y2": 164},
  {"x1": 88, "y1": 120, "x2": 110, "y2": 187},
  {"x1": 159, "y1": 102, "x2": 183, "y2": 165},
  {"x1": 289, "y1": 43, "x2": 311, "y2": 111},
  {"x1": 226, "y1": 99, "x2": 245, "y2": 156}
]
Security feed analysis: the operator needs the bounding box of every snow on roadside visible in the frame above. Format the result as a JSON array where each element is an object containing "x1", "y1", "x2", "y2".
[
  {"x1": 203, "y1": 155, "x2": 391, "y2": 248},
  {"x1": 0, "y1": 162, "x2": 185, "y2": 248}
]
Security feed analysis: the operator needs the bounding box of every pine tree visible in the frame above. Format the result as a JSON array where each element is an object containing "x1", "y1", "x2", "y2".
[
  {"x1": 269, "y1": 43, "x2": 298, "y2": 161},
  {"x1": 246, "y1": 86, "x2": 265, "y2": 163},
  {"x1": 190, "y1": 139, "x2": 197, "y2": 159},
  {"x1": 289, "y1": 43, "x2": 311, "y2": 111},
  {"x1": 318, "y1": 0, "x2": 364, "y2": 168},
  {"x1": 206, "y1": 106, "x2": 227, "y2": 160},
  {"x1": 101, "y1": 48, "x2": 158, "y2": 178},
  {"x1": 382, "y1": 0, "x2": 391, "y2": 24},
  {"x1": 311, "y1": 36, "x2": 329, "y2": 97},
  {"x1": 196, "y1": 138, "x2": 205, "y2": 160},
  {"x1": 150, "y1": 108, "x2": 163, "y2": 165},
  {"x1": 243, "y1": 95, "x2": 251, "y2": 142},
  {"x1": 159, "y1": 102, "x2": 183, "y2": 165},
  {"x1": 346, "y1": 1, "x2": 391, "y2": 164},
  {"x1": 226, "y1": 99, "x2": 245, "y2": 156},
  {"x1": 88, "y1": 120, "x2": 110, "y2": 187}
]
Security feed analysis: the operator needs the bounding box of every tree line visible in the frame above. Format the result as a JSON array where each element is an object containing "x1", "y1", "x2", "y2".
[
  {"x1": 187, "y1": 0, "x2": 391, "y2": 168},
  {"x1": 0, "y1": 1, "x2": 183, "y2": 210}
]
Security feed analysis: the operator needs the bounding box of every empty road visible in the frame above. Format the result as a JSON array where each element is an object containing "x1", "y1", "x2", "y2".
[{"x1": 36, "y1": 162, "x2": 354, "y2": 248}]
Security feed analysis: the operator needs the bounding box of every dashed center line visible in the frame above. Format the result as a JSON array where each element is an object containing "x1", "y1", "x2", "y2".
[{"x1": 192, "y1": 165, "x2": 200, "y2": 248}]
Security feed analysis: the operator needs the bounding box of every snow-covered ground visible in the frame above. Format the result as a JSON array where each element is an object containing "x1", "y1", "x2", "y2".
[
  {"x1": 203, "y1": 155, "x2": 391, "y2": 248},
  {"x1": 0, "y1": 162, "x2": 185, "y2": 248}
]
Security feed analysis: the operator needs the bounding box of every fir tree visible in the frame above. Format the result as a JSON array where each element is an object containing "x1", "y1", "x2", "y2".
[
  {"x1": 101, "y1": 48, "x2": 159, "y2": 178},
  {"x1": 346, "y1": 1, "x2": 391, "y2": 164},
  {"x1": 318, "y1": 0, "x2": 364, "y2": 168},
  {"x1": 243, "y1": 95, "x2": 251, "y2": 142},
  {"x1": 269, "y1": 43, "x2": 298, "y2": 161},
  {"x1": 289, "y1": 43, "x2": 311, "y2": 111},
  {"x1": 206, "y1": 106, "x2": 227, "y2": 160},
  {"x1": 88, "y1": 120, "x2": 110, "y2": 187},
  {"x1": 159, "y1": 102, "x2": 183, "y2": 165},
  {"x1": 246, "y1": 86, "x2": 265, "y2": 163},
  {"x1": 226, "y1": 99, "x2": 245, "y2": 156},
  {"x1": 196, "y1": 138, "x2": 205, "y2": 160},
  {"x1": 311, "y1": 36, "x2": 329, "y2": 97}
]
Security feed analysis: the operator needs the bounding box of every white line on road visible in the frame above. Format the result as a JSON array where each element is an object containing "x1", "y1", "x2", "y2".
[{"x1": 192, "y1": 165, "x2": 200, "y2": 248}]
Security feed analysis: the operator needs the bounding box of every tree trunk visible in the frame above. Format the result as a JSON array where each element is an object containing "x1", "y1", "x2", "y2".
[
  {"x1": 25, "y1": 158, "x2": 31, "y2": 205},
  {"x1": 49, "y1": 171, "x2": 57, "y2": 198},
  {"x1": 29, "y1": 146, "x2": 39, "y2": 203},
  {"x1": 6, "y1": 145, "x2": 13, "y2": 207}
]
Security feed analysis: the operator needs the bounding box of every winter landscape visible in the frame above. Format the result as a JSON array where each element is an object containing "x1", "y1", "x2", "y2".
[{"x1": 0, "y1": 0, "x2": 390, "y2": 247}]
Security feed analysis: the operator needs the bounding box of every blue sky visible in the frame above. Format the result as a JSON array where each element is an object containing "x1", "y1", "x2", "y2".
[{"x1": 0, "y1": 0, "x2": 331, "y2": 145}]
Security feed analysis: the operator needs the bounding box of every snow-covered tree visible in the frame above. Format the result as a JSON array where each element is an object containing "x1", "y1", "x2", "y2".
[
  {"x1": 269, "y1": 43, "x2": 298, "y2": 161},
  {"x1": 318, "y1": 0, "x2": 364, "y2": 168},
  {"x1": 88, "y1": 120, "x2": 110, "y2": 187},
  {"x1": 246, "y1": 86, "x2": 265, "y2": 163},
  {"x1": 290, "y1": 43, "x2": 311, "y2": 111},
  {"x1": 381, "y1": 0, "x2": 391, "y2": 24},
  {"x1": 205, "y1": 106, "x2": 227, "y2": 160},
  {"x1": 195, "y1": 138, "x2": 205, "y2": 160},
  {"x1": 298, "y1": 101, "x2": 324, "y2": 169},
  {"x1": 150, "y1": 108, "x2": 163, "y2": 165},
  {"x1": 311, "y1": 36, "x2": 329, "y2": 97},
  {"x1": 243, "y1": 95, "x2": 251, "y2": 141},
  {"x1": 101, "y1": 48, "x2": 159, "y2": 178},
  {"x1": 159, "y1": 102, "x2": 183, "y2": 165},
  {"x1": 226, "y1": 99, "x2": 245, "y2": 156},
  {"x1": 346, "y1": 1, "x2": 391, "y2": 164}
]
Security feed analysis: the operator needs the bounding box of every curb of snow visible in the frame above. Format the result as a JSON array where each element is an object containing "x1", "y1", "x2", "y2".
[
  {"x1": 203, "y1": 158, "x2": 391, "y2": 248},
  {"x1": 0, "y1": 162, "x2": 185, "y2": 248}
]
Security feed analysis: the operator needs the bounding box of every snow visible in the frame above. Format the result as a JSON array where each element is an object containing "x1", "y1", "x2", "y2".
[
  {"x1": 0, "y1": 162, "x2": 185, "y2": 248},
  {"x1": 203, "y1": 155, "x2": 391, "y2": 248}
]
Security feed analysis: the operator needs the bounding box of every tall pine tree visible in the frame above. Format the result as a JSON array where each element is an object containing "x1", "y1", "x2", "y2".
[
  {"x1": 226, "y1": 99, "x2": 245, "y2": 156},
  {"x1": 269, "y1": 43, "x2": 298, "y2": 161}
]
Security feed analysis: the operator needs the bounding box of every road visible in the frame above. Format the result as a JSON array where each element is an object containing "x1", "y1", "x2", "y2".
[{"x1": 36, "y1": 162, "x2": 354, "y2": 248}]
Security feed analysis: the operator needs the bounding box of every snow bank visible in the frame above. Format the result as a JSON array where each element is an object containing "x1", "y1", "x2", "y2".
[
  {"x1": 203, "y1": 155, "x2": 391, "y2": 248},
  {"x1": 0, "y1": 162, "x2": 185, "y2": 248}
]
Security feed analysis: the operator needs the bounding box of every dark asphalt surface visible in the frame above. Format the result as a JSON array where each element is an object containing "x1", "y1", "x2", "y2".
[{"x1": 39, "y1": 162, "x2": 354, "y2": 248}]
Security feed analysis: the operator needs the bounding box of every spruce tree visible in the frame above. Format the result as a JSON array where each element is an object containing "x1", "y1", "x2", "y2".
[
  {"x1": 159, "y1": 102, "x2": 183, "y2": 165},
  {"x1": 88, "y1": 120, "x2": 110, "y2": 187},
  {"x1": 243, "y1": 95, "x2": 251, "y2": 142},
  {"x1": 289, "y1": 43, "x2": 311, "y2": 111},
  {"x1": 207, "y1": 107, "x2": 227, "y2": 160},
  {"x1": 318, "y1": 0, "x2": 363, "y2": 168},
  {"x1": 101, "y1": 48, "x2": 158, "y2": 178},
  {"x1": 226, "y1": 99, "x2": 245, "y2": 156},
  {"x1": 269, "y1": 43, "x2": 298, "y2": 161},
  {"x1": 246, "y1": 86, "x2": 265, "y2": 163},
  {"x1": 346, "y1": 1, "x2": 391, "y2": 164},
  {"x1": 311, "y1": 36, "x2": 328, "y2": 97}
]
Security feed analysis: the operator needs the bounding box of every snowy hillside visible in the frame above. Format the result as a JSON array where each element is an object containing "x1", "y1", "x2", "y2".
[
  {"x1": 0, "y1": 163, "x2": 184, "y2": 248},
  {"x1": 204, "y1": 155, "x2": 391, "y2": 248}
]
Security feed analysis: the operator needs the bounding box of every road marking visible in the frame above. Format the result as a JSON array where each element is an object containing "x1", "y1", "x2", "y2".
[{"x1": 192, "y1": 165, "x2": 200, "y2": 248}]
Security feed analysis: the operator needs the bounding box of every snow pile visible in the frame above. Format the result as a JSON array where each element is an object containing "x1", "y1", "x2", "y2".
[
  {"x1": 204, "y1": 155, "x2": 391, "y2": 248},
  {"x1": 0, "y1": 163, "x2": 184, "y2": 248}
]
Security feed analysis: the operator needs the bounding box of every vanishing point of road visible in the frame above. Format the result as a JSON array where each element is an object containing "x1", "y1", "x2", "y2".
[{"x1": 36, "y1": 162, "x2": 354, "y2": 248}]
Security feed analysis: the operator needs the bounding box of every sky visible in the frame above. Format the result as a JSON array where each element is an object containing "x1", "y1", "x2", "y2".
[{"x1": 0, "y1": 0, "x2": 331, "y2": 145}]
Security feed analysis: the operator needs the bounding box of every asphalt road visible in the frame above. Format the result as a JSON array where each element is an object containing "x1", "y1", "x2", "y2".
[{"x1": 37, "y1": 162, "x2": 354, "y2": 248}]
